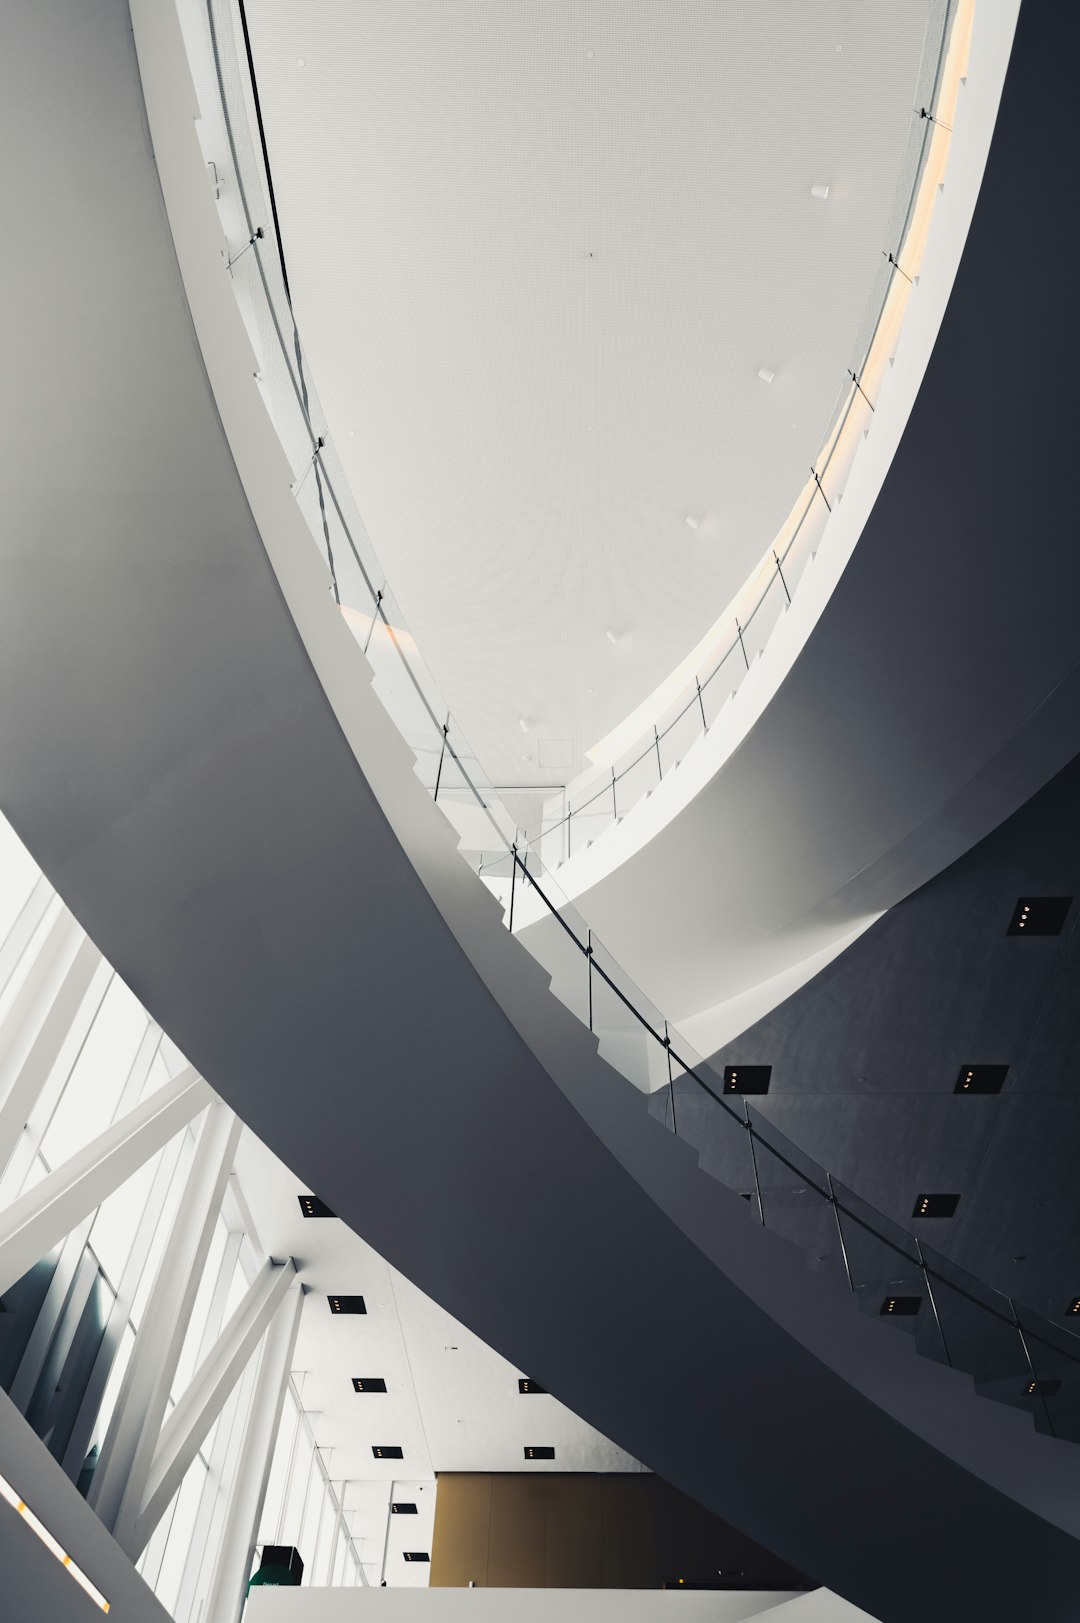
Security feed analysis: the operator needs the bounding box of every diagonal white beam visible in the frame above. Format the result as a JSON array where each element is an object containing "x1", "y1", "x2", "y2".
[
  {"x1": 91, "y1": 1100, "x2": 241, "y2": 1553},
  {"x1": 0, "y1": 873, "x2": 55, "y2": 999},
  {"x1": 133, "y1": 1257, "x2": 298, "y2": 1557},
  {"x1": 0, "y1": 1065, "x2": 212, "y2": 1299},
  {"x1": 203, "y1": 1280, "x2": 304, "y2": 1623}
]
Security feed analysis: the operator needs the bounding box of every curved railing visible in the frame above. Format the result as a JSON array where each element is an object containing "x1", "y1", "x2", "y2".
[{"x1": 194, "y1": 0, "x2": 1080, "y2": 1447}]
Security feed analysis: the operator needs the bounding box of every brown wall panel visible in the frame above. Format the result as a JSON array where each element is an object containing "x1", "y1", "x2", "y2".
[
  {"x1": 600, "y1": 1475, "x2": 659, "y2": 1588},
  {"x1": 430, "y1": 1472, "x2": 491, "y2": 1588},
  {"x1": 488, "y1": 1473, "x2": 548, "y2": 1588},
  {"x1": 545, "y1": 1474, "x2": 603, "y2": 1588}
]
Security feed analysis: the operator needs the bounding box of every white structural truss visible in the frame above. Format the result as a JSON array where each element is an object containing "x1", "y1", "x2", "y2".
[{"x1": 0, "y1": 818, "x2": 377, "y2": 1617}]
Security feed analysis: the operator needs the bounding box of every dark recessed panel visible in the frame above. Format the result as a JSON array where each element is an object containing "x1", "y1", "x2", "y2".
[
  {"x1": 913, "y1": 1193, "x2": 960, "y2": 1219},
  {"x1": 518, "y1": 1378, "x2": 547, "y2": 1394},
  {"x1": 373, "y1": 1445, "x2": 404, "y2": 1460},
  {"x1": 299, "y1": 1195, "x2": 336, "y2": 1218},
  {"x1": 1067, "y1": 1298, "x2": 1080, "y2": 1316},
  {"x1": 1026, "y1": 1379, "x2": 1061, "y2": 1397},
  {"x1": 352, "y1": 1377, "x2": 387, "y2": 1393},
  {"x1": 328, "y1": 1295, "x2": 366, "y2": 1315},
  {"x1": 1007, "y1": 897, "x2": 1072, "y2": 936},
  {"x1": 881, "y1": 1296, "x2": 921, "y2": 1316},
  {"x1": 391, "y1": 1503, "x2": 418, "y2": 1515},
  {"x1": 524, "y1": 1445, "x2": 555, "y2": 1460},
  {"x1": 403, "y1": 1552, "x2": 430, "y2": 1563},
  {"x1": 723, "y1": 1065, "x2": 771, "y2": 1095},
  {"x1": 954, "y1": 1065, "x2": 1008, "y2": 1095}
]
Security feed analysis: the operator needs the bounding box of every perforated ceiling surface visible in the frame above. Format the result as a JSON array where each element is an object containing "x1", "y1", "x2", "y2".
[{"x1": 244, "y1": 0, "x2": 935, "y2": 791}]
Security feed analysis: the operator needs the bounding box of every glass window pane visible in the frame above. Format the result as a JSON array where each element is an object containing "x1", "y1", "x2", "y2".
[
  {"x1": 89, "y1": 1152, "x2": 162, "y2": 1291},
  {"x1": 260, "y1": 1389, "x2": 300, "y2": 1543},
  {"x1": 154, "y1": 1455, "x2": 208, "y2": 1613},
  {"x1": 40, "y1": 976, "x2": 147, "y2": 1168}
]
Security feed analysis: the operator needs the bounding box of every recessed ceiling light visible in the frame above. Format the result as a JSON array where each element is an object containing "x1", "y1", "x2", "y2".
[
  {"x1": 1068, "y1": 1297, "x2": 1080, "y2": 1316},
  {"x1": 810, "y1": 183, "x2": 830, "y2": 200},
  {"x1": 352, "y1": 1377, "x2": 387, "y2": 1393},
  {"x1": 519, "y1": 717, "x2": 531, "y2": 734},
  {"x1": 372, "y1": 1446, "x2": 404, "y2": 1460},
  {"x1": 1007, "y1": 897, "x2": 1072, "y2": 936},
  {"x1": 299, "y1": 1195, "x2": 336, "y2": 1218},
  {"x1": 518, "y1": 1379, "x2": 548, "y2": 1394},
  {"x1": 586, "y1": 48, "x2": 594, "y2": 58},
  {"x1": 913, "y1": 1193, "x2": 960, "y2": 1219},
  {"x1": 391, "y1": 1503, "x2": 418, "y2": 1515},
  {"x1": 1025, "y1": 1379, "x2": 1060, "y2": 1397},
  {"x1": 524, "y1": 1446, "x2": 555, "y2": 1460},
  {"x1": 758, "y1": 367, "x2": 775, "y2": 384},
  {"x1": 403, "y1": 1552, "x2": 431, "y2": 1563},
  {"x1": 0, "y1": 1469, "x2": 110, "y2": 1611},
  {"x1": 723, "y1": 1065, "x2": 771, "y2": 1095},
  {"x1": 605, "y1": 629, "x2": 619, "y2": 645},
  {"x1": 296, "y1": 57, "x2": 305, "y2": 67},
  {"x1": 881, "y1": 1296, "x2": 921, "y2": 1316},
  {"x1": 954, "y1": 1065, "x2": 1008, "y2": 1094},
  {"x1": 685, "y1": 513, "x2": 700, "y2": 530},
  {"x1": 328, "y1": 1295, "x2": 366, "y2": 1315}
]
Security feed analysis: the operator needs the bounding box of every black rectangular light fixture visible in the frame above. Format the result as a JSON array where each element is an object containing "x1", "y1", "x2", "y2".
[
  {"x1": 403, "y1": 1553, "x2": 430, "y2": 1563},
  {"x1": 954, "y1": 1065, "x2": 1008, "y2": 1095},
  {"x1": 1007, "y1": 897, "x2": 1072, "y2": 936},
  {"x1": 1067, "y1": 1298, "x2": 1080, "y2": 1316},
  {"x1": 524, "y1": 1446, "x2": 555, "y2": 1460},
  {"x1": 352, "y1": 1377, "x2": 387, "y2": 1394},
  {"x1": 372, "y1": 1445, "x2": 403, "y2": 1460},
  {"x1": 518, "y1": 1378, "x2": 547, "y2": 1394},
  {"x1": 723, "y1": 1065, "x2": 771, "y2": 1095},
  {"x1": 881, "y1": 1296, "x2": 921, "y2": 1316},
  {"x1": 328, "y1": 1295, "x2": 366, "y2": 1315},
  {"x1": 391, "y1": 1503, "x2": 418, "y2": 1515},
  {"x1": 1026, "y1": 1379, "x2": 1061, "y2": 1397},
  {"x1": 913, "y1": 1193, "x2": 960, "y2": 1218},
  {"x1": 299, "y1": 1195, "x2": 336, "y2": 1219}
]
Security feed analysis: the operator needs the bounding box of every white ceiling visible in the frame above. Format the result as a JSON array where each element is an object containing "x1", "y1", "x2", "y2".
[
  {"x1": 244, "y1": 1, "x2": 932, "y2": 796},
  {"x1": 233, "y1": 1129, "x2": 641, "y2": 1583}
]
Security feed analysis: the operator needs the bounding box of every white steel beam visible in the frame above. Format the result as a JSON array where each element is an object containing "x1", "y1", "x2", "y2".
[
  {"x1": 134, "y1": 1257, "x2": 297, "y2": 1556},
  {"x1": 89, "y1": 1099, "x2": 240, "y2": 1553},
  {"x1": 203, "y1": 1280, "x2": 304, "y2": 1623},
  {"x1": 0, "y1": 1066, "x2": 211, "y2": 1299},
  {"x1": 0, "y1": 874, "x2": 55, "y2": 999}
]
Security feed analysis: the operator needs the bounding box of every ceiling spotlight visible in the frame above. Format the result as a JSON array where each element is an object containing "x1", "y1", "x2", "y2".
[
  {"x1": 605, "y1": 629, "x2": 619, "y2": 645},
  {"x1": 519, "y1": 717, "x2": 531, "y2": 734},
  {"x1": 758, "y1": 367, "x2": 775, "y2": 384},
  {"x1": 810, "y1": 183, "x2": 830, "y2": 200},
  {"x1": 296, "y1": 57, "x2": 305, "y2": 67},
  {"x1": 685, "y1": 514, "x2": 700, "y2": 530}
]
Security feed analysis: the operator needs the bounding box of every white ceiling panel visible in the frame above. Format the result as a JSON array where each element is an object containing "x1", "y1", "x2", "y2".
[{"x1": 243, "y1": 0, "x2": 933, "y2": 788}]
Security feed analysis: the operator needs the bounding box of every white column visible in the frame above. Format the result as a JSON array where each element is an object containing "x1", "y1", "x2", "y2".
[
  {"x1": 0, "y1": 873, "x2": 55, "y2": 997},
  {"x1": 0, "y1": 1066, "x2": 212, "y2": 1298},
  {"x1": 203, "y1": 1281, "x2": 305, "y2": 1623},
  {"x1": 0, "y1": 913, "x2": 103, "y2": 1179},
  {"x1": 89, "y1": 1099, "x2": 241, "y2": 1552},
  {"x1": 133, "y1": 1257, "x2": 297, "y2": 1555}
]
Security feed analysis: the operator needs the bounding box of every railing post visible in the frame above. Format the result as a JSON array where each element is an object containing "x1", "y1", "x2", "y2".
[
  {"x1": 735, "y1": 618, "x2": 749, "y2": 670},
  {"x1": 433, "y1": 715, "x2": 450, "y2": 803},
  {"x1": 744, "y1": 1100, "x2": 764, "y2": 1225},
  {"x1": 827, "y1": 1173, "x2": 854, "y2": 1292},
  {"x1": 1011, "y1": 1298, "x2": 1056, "y2": 1437},
  {"x1": 653, "y1": 726, "x2": 663, "y2": 783},
  {"x1": 587, "y1": 930, "x2": 594, "y2": 1033},
  {"x1": 611, "y1": 769, "x2": 618, "y2": 822},
  {"x1": 695, "y1": 677, "x2": 708, "y2": 732},
  {"x1": 664, "y1": 1022, "x2": 677, "y2": 1135},
  {"x1": 773, "y1": 549, "x2": 791, "y2": 604},
  {"x1": 915, "y1": 1239, "x2": 952, "y2": 1367}
]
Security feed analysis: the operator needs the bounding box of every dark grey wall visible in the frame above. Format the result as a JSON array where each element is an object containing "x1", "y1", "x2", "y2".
[{"x1": 697, "y1": 754, "x2": 1080, "y2": 1327}]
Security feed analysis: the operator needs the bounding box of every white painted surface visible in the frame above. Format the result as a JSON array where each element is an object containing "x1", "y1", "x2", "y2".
[
  {"x1": 246, "y1": 1587, "x2": 809, "y2": 1622},
  {"x1": 237, "y1": 0, "x2": 936, "y2": 796}
]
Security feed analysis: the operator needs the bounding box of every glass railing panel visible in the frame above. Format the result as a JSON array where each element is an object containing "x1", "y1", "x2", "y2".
[
  {"x1": 745, "y1": 1111, "x2": 847, "y2": 1286},
  {"x1": 655, "y1": 691, "x2": 704, "y2": 785},
  {"x1": 830, "y1": 1181, "x2": 934, "y2": 1343},
  {"x1": 588, "y1": 935, "x2": 666, "y2": 1096},
  {"x1": 918, "y1": 1246, "x2": 1033, "y2": 1403},
  {"x1": 1016, "y1": 1310, "x2": 1080, "y2": 1442},
  {"x1": 675, "y1": 1081, "x2": 760, "y2": 1208},
  {"x1": 612, "y1": 738, "x2": 663, "y2": 825},
  {"x1": 698, "y1": 642, "x2": 740, "y2": 731},
  {"x1": 736, "y1": 565, "x2": 787, "y2": 669}
]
